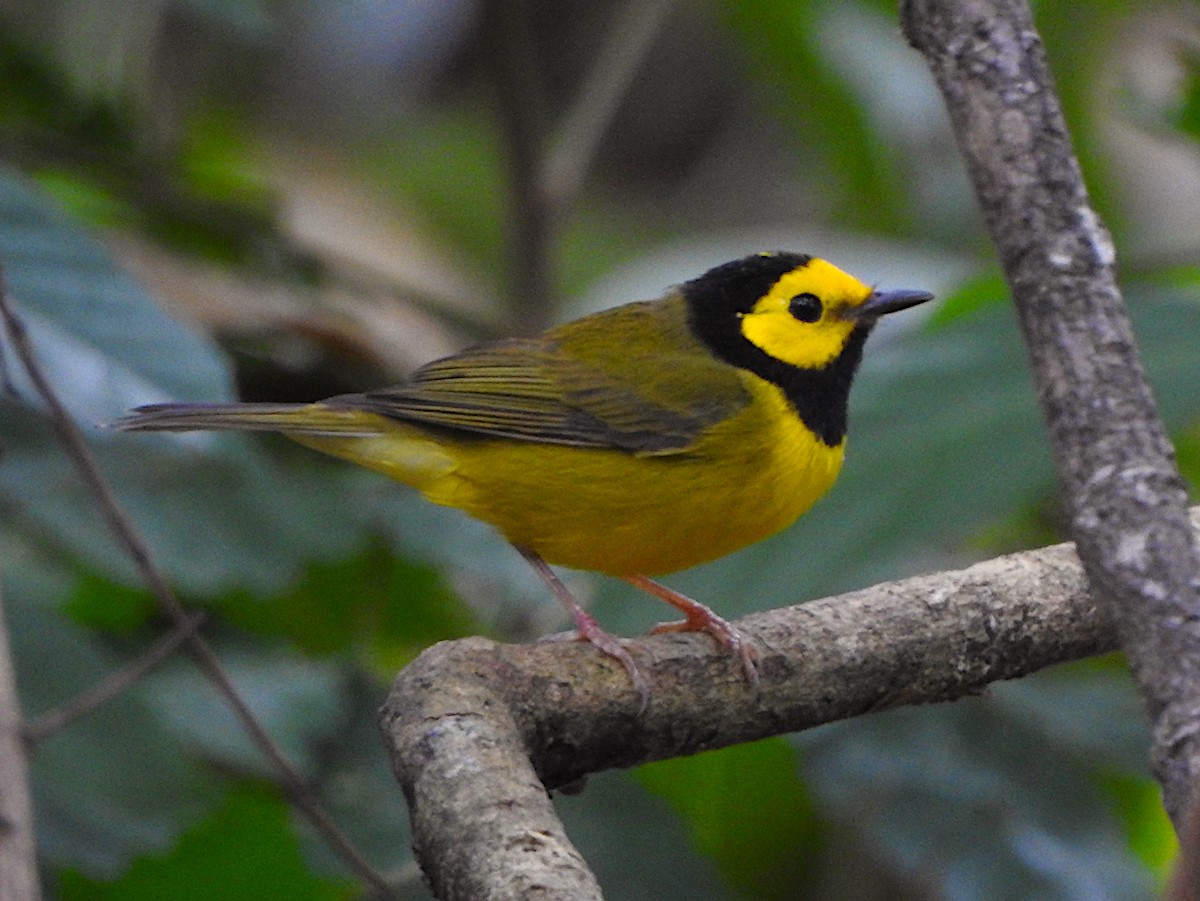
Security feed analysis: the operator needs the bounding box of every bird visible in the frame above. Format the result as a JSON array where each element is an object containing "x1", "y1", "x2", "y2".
[{"x1": 113, "y1": 251, "x2": 932, "y2": 702}]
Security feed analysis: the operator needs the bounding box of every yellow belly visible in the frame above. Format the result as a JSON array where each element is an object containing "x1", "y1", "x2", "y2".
[{"x1": 294, "y1": 378, "x2": 844, "y2": 576}]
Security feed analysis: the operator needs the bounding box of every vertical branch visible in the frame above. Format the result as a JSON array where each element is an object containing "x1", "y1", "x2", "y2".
[
  {"x1": 481, "y1": 0, "x2": 668, "y2": 334},
  {"x1": 543, "y1": 0, "x2": 674, "y2": 214},
  {"x1": 0, "y1": 585, "x2": 41, "y2": 901},
  {"x1": 900, "y1": 0, "x2": 1200, "y2": 825},
  {"x1": 481, "y1": 0, "x2": 555, "y2": 335}
]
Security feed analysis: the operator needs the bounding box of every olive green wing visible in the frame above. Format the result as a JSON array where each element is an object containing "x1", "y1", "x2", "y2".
[{"x1": 332, "y1": 301, "x2": 750, "y2": 454}]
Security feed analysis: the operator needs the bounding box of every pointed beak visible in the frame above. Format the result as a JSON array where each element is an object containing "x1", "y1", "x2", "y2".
[{"x1": 845, "y1": 288, "x2": 934, "y2": 321}]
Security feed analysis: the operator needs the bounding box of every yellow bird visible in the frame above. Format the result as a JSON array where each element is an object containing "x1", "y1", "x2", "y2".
[{"x1": 115, "y1": 252, "x2": 931, "y2": 698}]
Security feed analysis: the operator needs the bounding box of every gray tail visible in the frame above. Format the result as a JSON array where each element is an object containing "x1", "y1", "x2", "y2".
[{"x1": 108, "y1": 402, "x2": 381, "y2": 436}]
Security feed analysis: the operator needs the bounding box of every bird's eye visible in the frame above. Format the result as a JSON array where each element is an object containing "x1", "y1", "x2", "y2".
[{"x1": 788, "y1": 293, "x2": 823, "y2": 323}]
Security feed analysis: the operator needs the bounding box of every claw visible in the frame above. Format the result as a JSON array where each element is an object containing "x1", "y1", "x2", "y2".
[
  {"x1": 627, "y1": 575, "x2": 761, "y2": 689},
  {"x1": 517, "y1": 546, "x2": 650, "y2": 710},
  {"x1": 515, "y1": 546, "x2": 758, "y2": 708}
]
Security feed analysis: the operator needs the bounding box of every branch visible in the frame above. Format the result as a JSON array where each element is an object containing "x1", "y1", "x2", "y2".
[
  {"x1": 481, "y1": 0, "x2": 555, "y2": 335},
  {"x1": 22, "y1": 613, "x2": 205, "y2": 747},
  {"x1": 0, "y1": 584, "x2": 41, "y2": 901},
  {"x1": 0, "y1": 271, "x2": 397, "y2": 899},
  {"x1": 483, "y1": 0, "x2": 668, "y2": 335},
  {"x1": 900, "y1": 0, "x2": 1200, "y2": 825},
  {"x1": 379, "y1": 520, "x2": 1181, "y2": 900},
  {"x1": 542, "y1": 0, "x2": 673, "y2": 214}
]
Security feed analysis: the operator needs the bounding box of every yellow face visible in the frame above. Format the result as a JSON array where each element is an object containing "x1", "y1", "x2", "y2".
[{"x1": 738, "y1": 257, "x2": 874, "y2": 369}]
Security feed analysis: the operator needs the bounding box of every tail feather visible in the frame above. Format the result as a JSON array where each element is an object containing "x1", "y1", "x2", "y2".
[{"x1": 109, "y1": 402, "x2": 386, "y2": 437}]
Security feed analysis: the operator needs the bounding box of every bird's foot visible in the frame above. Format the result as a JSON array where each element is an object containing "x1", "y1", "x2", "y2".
[
  {"x1": 627, "y1": 575, "x2": 760, "y2": 689},
  {"x1": 562, "y1": 610, "x2": 649, "y2": 711},
  {"x1": 518, "y1": 546, "x2": 650, "y2": 710}
]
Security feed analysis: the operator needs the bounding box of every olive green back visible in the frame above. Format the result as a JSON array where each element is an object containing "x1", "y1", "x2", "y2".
[{"x1": 338, "y1": 295, "x2": 751, "y2": 454}]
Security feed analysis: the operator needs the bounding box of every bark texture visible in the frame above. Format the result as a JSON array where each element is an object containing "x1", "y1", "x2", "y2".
[
  {"x1": 0, "y1": 586, "x2": 40, "y2": 901},
  {"x1": 379, "y1": 525, "x2": 1181, "y2": 899},
  {"x1": 901, "y1": 0, "x2": 1200, "y2": 825}
]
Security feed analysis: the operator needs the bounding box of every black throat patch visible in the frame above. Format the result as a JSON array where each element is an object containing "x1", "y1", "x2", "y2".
[
  {"x1": 748, "y1": 327, "x2": 871, "y2": 447},
  {"x1": 682, "y1": 254, "x2": 872, "y2": 447}
]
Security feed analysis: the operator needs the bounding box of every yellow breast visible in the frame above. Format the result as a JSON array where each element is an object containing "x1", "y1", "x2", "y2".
[{"x1": 414, "y1": 373, "x2": 844, "y2": 576}]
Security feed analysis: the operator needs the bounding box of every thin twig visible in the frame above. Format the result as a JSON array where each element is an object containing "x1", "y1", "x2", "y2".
[
  {"x1": 543, "y1": 0, "x2": 674, "y2": 214},
  {"x1": 22, "y1": 613, "x2": 206, "y2": 747},
  {"x1": 0, "y1": 267, "x2": 397, "y2": 899},
  {"x1": 0, "y1": 331, "x2": 15, "y2": 398}
]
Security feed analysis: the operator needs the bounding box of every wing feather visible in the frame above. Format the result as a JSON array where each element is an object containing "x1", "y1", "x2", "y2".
[{"x1": 328, "y1": 310, "x2": 750, "y2": 454}]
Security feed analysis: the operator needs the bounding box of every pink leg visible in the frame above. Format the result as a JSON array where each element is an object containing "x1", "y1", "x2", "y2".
[
  {"x1": 623, "y1": 575, "x2": 760, "y2": 687},
  {"x1": 516, "y1": 546, "x2": 649, "y2": 707}
]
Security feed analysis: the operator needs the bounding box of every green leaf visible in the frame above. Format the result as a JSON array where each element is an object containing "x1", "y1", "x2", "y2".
[
  {"x1": 798, "y1": 668, "x2": 1157, "y2": 900},
  {"x1": 0, "y1": 31, "x2": 134, "y2": 153},
  {"x1": 0, "y1": 175, "x2": 371, "y2": 596},
  {"x1": 0, "y1": 169, "x2": 234, "y2": 422},
  {"x1": 6, "y1": 561, "x2": 216, "y2": 876},
  {"x1": 64, "y1": 574, "x2": 157, "y2": 633},
  {"x1": 359, "y1": 110, "x2": 506, "y2": 293},
  {"x1": 214, "y1": 540, "x2": 477, "y2": 673},
  {"x1": 927, "y1": 269, "x2": 1010, "y2": 328},
  {"x1": 1176, "y1": 422, "x2": 1200, "y2": 494},
  {"x1": 57, "y1": 783, "x2": 354, "y2": 901},
  {"x1": 0, "y1": 416, "x2": 370, "y2": 596},
  {"x1": 1176, "y1": 59, "x2": 1200, "y2": 141},
  {"x1": 720, "y1": 0, "x2": 910, "y2": 235},
  {"x1": 32, "y1": 169, "x2": 139, "y2": 229},
  {"x1": 1097, "y1": 773, "x2": 1176, "y2": 880},
  {"x1": 140, "y1": 648, "x2": 348, "y2": 779},
  {"x1": 637, "y1": 738, "x2": 822, "y2": 898},
  {"x1": 556, "y1": 771, "x2": 733, "y2": 901},
  {"x1": 178, "y1": 110, "x2": 273, "y2": 209},
  {"x1": 7, "y1": 535, "x2": 414, "y2": 885}
]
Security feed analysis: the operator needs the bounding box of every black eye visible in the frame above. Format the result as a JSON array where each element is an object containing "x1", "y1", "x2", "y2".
[{"x1": 788, "y1": 293, "x2": 822, "y2": 323}]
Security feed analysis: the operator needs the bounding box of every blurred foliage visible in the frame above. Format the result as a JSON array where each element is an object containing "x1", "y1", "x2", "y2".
[
  {"x1": 211, "y1": 542, "x2": 477, "y2": 674},
  {"x1": 637, "y1": 738, "x2": 824, "y2": 898},
  {"x1": 1, "y1": 0, "x2": 1199, "y2": 899},
  {"x1": 57, "y1": 783, "x2": 355, "y2": 901}
]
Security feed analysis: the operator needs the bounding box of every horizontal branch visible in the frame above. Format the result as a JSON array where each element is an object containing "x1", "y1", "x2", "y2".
[{"x1": 380, "y1": 515, "x2": 1200, "y2": 900}]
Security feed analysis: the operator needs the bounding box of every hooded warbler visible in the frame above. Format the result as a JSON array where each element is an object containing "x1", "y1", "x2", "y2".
[{"x1": 115, "y1": 252, "x2": 932, "y2": 699}]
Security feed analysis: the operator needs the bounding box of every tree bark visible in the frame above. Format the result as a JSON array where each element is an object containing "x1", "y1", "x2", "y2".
[
  {"x1": 0, "y1": 584, "x2": 41, "y2": 901},
  {"x1": 379, "y1": 521, "x2": 1195, "y2": 899},
  {"x1": 900, "y1": 0, "x2": 1200, "y2": 826}
]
